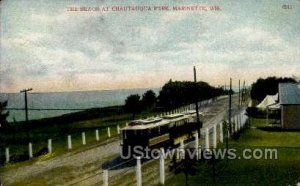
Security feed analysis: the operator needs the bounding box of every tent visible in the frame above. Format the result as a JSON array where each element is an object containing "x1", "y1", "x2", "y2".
[
  {"x1": 271, "y1": 93, "x2": 279, "y2": 102},
  {"x1": 256, "y1": 93, "x2": 278, "y2": 109},
  {"x1": 267, "y1": 103, "x2": 280, "y2": 110},
  {"x1": 256, "y1": 93, "x2": 280, "y2": 126}
]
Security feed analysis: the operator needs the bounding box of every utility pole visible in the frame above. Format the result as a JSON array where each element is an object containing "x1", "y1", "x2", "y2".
[
  {"x1": 228, "y1": 78, "x2": 232, "y2": 134},
  {"x1": 193, "y1": 66, "x2": 202, "y2": 138},
  {"x1": 238, "y1": 79, "x2": 241, "y2": 109},
  {"x1": 20, "y1": 88, "x2": 32, "y2": 142},
  {"x1": 225, "y1": 78, "x2": 232, "y2": 154},
  {"x1": 242, "y1": 80, "x2": 246, "y2": 104}
]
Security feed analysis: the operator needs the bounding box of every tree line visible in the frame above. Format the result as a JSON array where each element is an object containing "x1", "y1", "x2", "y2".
[
  {"x1": 250, "y1": 76, "x2": 297, "y2": 102},
  {"x1": 124, "y1": 79, "x2": 227, "y2": 119}
]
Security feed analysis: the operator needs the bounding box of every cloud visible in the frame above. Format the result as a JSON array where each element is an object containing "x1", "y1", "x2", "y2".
[
  {"x1": 225, "y1": 27, "x2": 286, "y2": 50},
  {"x1": 161, "y1": 11, "x2": 189, "y2": 23},
  {"x1": 1, "y1": 0, "x2": 299, "y2": 92}
]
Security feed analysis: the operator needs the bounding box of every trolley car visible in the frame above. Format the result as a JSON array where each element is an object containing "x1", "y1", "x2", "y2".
[{"x1": 120, "y1": 110, "x2": 202, "y2": 157}]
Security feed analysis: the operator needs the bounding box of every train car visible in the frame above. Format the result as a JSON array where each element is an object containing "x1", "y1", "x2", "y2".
[{"x1": 120, "y1": 110, "x2": 202, "y2": 157}]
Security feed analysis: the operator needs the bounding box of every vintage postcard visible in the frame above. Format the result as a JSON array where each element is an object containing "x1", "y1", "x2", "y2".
[{"x1": 0, "y1": 0, "x2": 299, "y2": 185}]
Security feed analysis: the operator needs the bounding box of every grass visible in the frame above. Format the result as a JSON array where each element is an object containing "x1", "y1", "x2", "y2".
[
  {"x1": 234, "y1": 118, "x2": 300, "y2": 147},
  {"x1": 166, "y1": 118, "x2": 300, "y2": 185},
  {"x1": 0, "y1": 106, "x2": 178, "y2": 186},
  {"x1": 8, "y1": 154, "x2": 117, "y2": 186},
  {"x1": 0, "y1": 120, "x2": 124, "y2": 166},
  {"x1": 0, "y1": 109, "x2": 162, "y2": 168},
  {"x1": 10, "y1": 166, "x2": 76, "y2": 186}
]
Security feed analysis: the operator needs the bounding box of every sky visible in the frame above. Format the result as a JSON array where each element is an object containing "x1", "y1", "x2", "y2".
[{"x1": 1, "y1": 0, "x2": 300, "y2": 93}]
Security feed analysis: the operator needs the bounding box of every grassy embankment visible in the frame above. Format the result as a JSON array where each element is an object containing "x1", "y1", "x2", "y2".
[
  {"x1": 0, "y1": 106, "x2": 161, "y2": 167},
  {"x1": 0, "y1": 106, "x2": 177, "y2": 185},
  {"x1": 166, "y1": 118, "x2": 300, "y2": 185}
]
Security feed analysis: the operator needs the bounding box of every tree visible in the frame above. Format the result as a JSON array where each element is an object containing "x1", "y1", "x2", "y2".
[
  {"x1": 124, "y1": 94, "x2": 142, "y2": 120},
  {"x1": 251, "y1": 77, "x2": 296, "y2": 102},
  {"x1": 141, "y1": 90, "x2": 156, "y2": 110},
  {"x1": 0, "y1": 100, "x2": 9, "y2": 131},
  {"x1": 158, "y1": 80, "x2": 223, "y2": 110},
  {"x1": 0, "y1": 100, "x2": 10, "y2": 158}
]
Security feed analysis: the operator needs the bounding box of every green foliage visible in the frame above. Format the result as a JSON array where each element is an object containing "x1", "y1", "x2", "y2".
[
  {"x1": 124, "y1": 79, "x2": 226, "y2": 115},
  {"x1": 0, "y1": 100, "x2": 9, "y2": 130},
  {"x1": 124, "y1": 94, "x2": 142, "y2": 119},
  {"x1": 167, "y1": 118, "x2": 300, "y2": 185},
  {"x1": 158, "y1": 80, "x2": 224, "y2": 110},
  {"x1": 250, "y1": 76, "x2": 296, "y2": 102},
  {"x1": 141, "y1": 90, "x2": 156, "y2": 110},
  {"x1": 170, "y1": 149, "x2": 198, "y2": 186},
  {"x1": 0, "y1": 100, "x2": 11, "y2": 149}
]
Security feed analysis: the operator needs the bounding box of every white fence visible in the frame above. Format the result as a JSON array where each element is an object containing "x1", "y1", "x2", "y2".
[
  {"x1": 2, "y1": 97, "x2": 248, "y2": 186},
  {"x1": 2, "y1": 125, "x2": 120, "y2": 163},
  {"x1": 68, "y1": 109, "x2": 249, "y2": 186}
]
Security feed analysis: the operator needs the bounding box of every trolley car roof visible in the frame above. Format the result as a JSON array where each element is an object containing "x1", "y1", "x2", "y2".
[{"x1": 121, "y1": 110, "x2": 202, "y2": 130}]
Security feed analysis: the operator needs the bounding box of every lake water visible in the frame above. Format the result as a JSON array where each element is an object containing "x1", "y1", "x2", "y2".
[{"x1": 0, "y1": 88, "x2": 160, "y2": 122}]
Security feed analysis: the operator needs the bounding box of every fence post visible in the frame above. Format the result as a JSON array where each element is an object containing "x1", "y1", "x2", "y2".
[
  {"x1": 180, "y1": 139, "x2": 184, "y2": 149},
  {"x1": 238, "y1": 114, "x2": 241, "y2": 131},
  {"x1": 237, "y1": 115, "x2": 239, "y2": 131},
  {"x1": 29, "y1": 142, "x2": 33, "y2": 159},
  {"x1": 194, "y1": 133, "x2": 199, "y2": 159},
  {"x1": 5, "y1": 147, "x2": 9, "y2": 163},
  {"x1": 205, "y1": 128, "x2": 210, "y2": 149},
  {"x1": 82, "y1": 132, "x2": 86, "y2": 145},
  {"x1": 180, "y1": 139, "x2": 185, "y2": 159},
  {"x1": 239, "y1": 113, "x2": 242, "y2": 130},
  {"x1": 219, "y1": 122, "x2": 223, "y2": 143},
  {"x1": 136, "y1": 157, "x2": 142, "y2": 186},
  {"x1": 238, "y1": 115, "x2": 240, "y2": 130},
  {"x1": 68, "y1": 135, "x2": 72, "y2": 150},
  {"x1": 234, "y1": 118, "x2": 236, "y2": 133},
  {"x1": 107, "y1": 127, "x2": 111, "y2": 138},
  {"x1": 237, "y1": 114, "x2": 240, "y2": 131},
  {"x1": 160, "y1": 148, "x2": 165, "y2": 185},
  {"x1": 213, "y1": 125, "x2": 217, "y2": 148},
  {"x1": 226, "y1": 120, "x2": 230, "y2": 137},
  {"x1": 103, "y1": 169, "x2": 108, "y2": 186},
  {"x1": 117, "y1": 125, "x2": 120, "y2": 135},
  {"x1": 48, "y1": 139, "x2": 52, "y2": 154},
  {"x1": 96, "y1": 129, "x2": 99, "y2": 141}
]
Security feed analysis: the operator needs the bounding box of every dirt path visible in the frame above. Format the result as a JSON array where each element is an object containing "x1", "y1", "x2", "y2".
[
  {"x1": 1, "y1": 138, "x2": 120, "y2": 185},
  {"x1": 1, "y1": 95, "x2": 239, "y2": 186}
]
